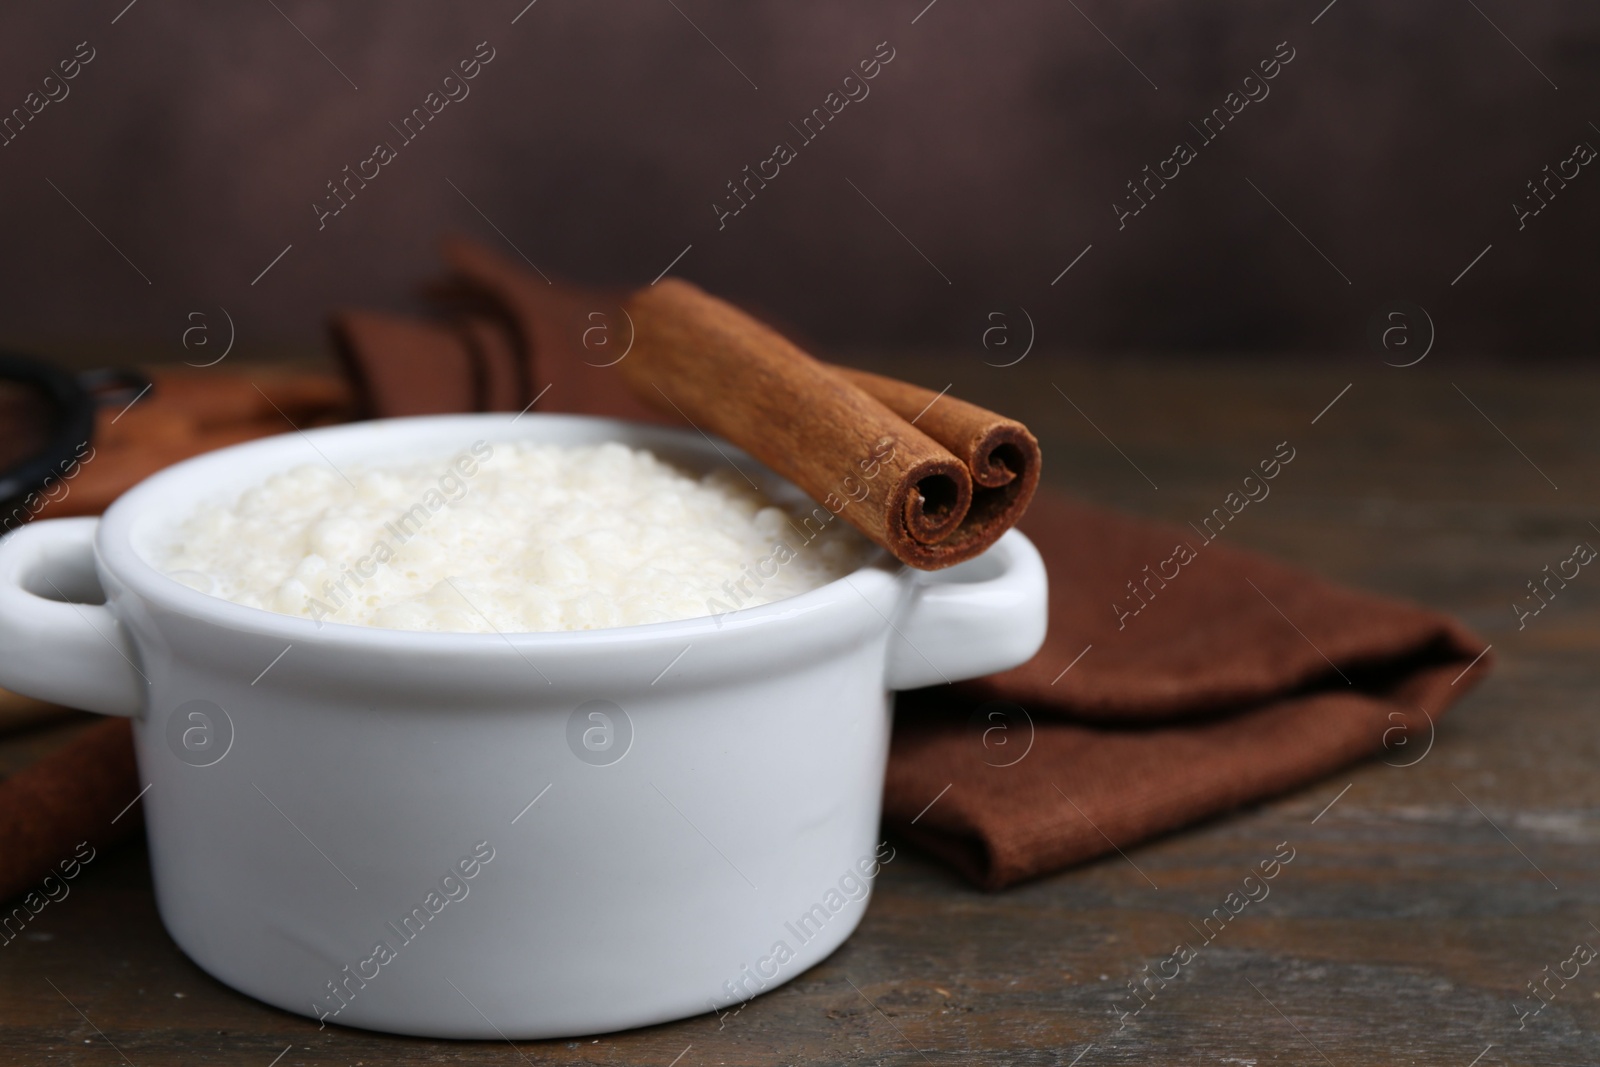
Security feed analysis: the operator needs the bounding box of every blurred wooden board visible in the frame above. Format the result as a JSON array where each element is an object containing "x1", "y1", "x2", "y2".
[{"x1": 0, "y1": 357, "x2": 1596, "y2": 1065}]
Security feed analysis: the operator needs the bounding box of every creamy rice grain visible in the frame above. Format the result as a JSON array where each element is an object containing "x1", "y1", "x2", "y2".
[{"x1": 161, "y1": 440, "x2": 872, "y2": 632}]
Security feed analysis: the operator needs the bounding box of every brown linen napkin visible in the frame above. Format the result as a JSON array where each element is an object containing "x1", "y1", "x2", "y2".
[
  {"x1": 886, "y1": 492, "x2": 1485, "y2": 887},
  {"x1": 22, "y1": 367, "x2": 352, "y2": 521},
  {"x1": 0, "y1": 242, "x2": 1490, "y2": 899},
  {"x1": 0, "y1": 718, "x2": 138, "y2": 904},
  {"x1": 331, "y1": 311, "x2": 478, "y2": 416},
  {"x1": 333, "y1": 248, "x2": 667, "y2": 428},
  {"x1": 325, "y1": 237, "x2": 1491, "y2": 889}
]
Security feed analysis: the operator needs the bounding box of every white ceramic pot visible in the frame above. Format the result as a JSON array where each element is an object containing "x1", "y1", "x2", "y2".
[{"x1": 0, "y1": 414, "x2": 1047, "y2": 1039}]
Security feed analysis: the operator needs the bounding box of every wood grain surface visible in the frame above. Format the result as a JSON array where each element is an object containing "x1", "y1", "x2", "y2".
[{"x1": 1, "y1": 356, "x2": 1595, "y2": 1066}]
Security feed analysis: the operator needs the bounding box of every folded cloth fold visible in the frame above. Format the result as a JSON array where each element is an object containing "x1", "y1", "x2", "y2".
[
  {"x1": 322, "y1": 237, "x2": 1491, "y2": 888},
  {"x1": 22, "y1": 367, "x2": 351, "y2": 521},
  {"x1": 0, "y1": 718, "x2": 138, "y2": 904},
  {"x1": 887, "y1": 493, "x2": 1486, "y2": 888}
]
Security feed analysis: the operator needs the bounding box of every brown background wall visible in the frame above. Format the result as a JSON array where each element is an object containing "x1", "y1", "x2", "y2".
[{"x1": 1, "y1": 1, "x2": 1596, "y2": 360}]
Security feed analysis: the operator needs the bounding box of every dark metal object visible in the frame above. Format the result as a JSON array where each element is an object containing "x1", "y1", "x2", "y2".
[{"x1": 0, "y1": 353, "x2": 151, "y2": 524}]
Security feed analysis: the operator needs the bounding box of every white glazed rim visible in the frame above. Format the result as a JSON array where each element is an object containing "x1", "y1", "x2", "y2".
[{"x1": 95, "y1": 413, "x2": 902, "y2": 654}]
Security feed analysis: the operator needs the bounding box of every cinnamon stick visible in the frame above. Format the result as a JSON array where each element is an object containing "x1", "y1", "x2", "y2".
[
  {"x1": 834, "y1": 367, "x2": 1041, "y2": 541},
  {"x1": 623, "y1": 279, "x2": 1035, "y2": 569}
]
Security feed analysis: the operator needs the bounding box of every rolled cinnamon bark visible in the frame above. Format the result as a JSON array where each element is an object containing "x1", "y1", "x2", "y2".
[
  {"x1": 833, "y1": 366, "x2": 1041, "y2": 538},
  {"x1": 623, "y1": 279, "x2": 1033, "y2": 569}
]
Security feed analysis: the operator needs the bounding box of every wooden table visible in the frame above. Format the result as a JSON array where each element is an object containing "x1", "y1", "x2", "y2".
[{"x1": 3, "y1": 356, "x2": 1596, "y2": 1066}]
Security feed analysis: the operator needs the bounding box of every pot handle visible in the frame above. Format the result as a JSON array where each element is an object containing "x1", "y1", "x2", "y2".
[
  {"x1": 885, "y1": 529, "x2": 1049, "y2": 690},
  {"x1": 0, "y1": 518, "x2": 145, "y2": 716}
]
